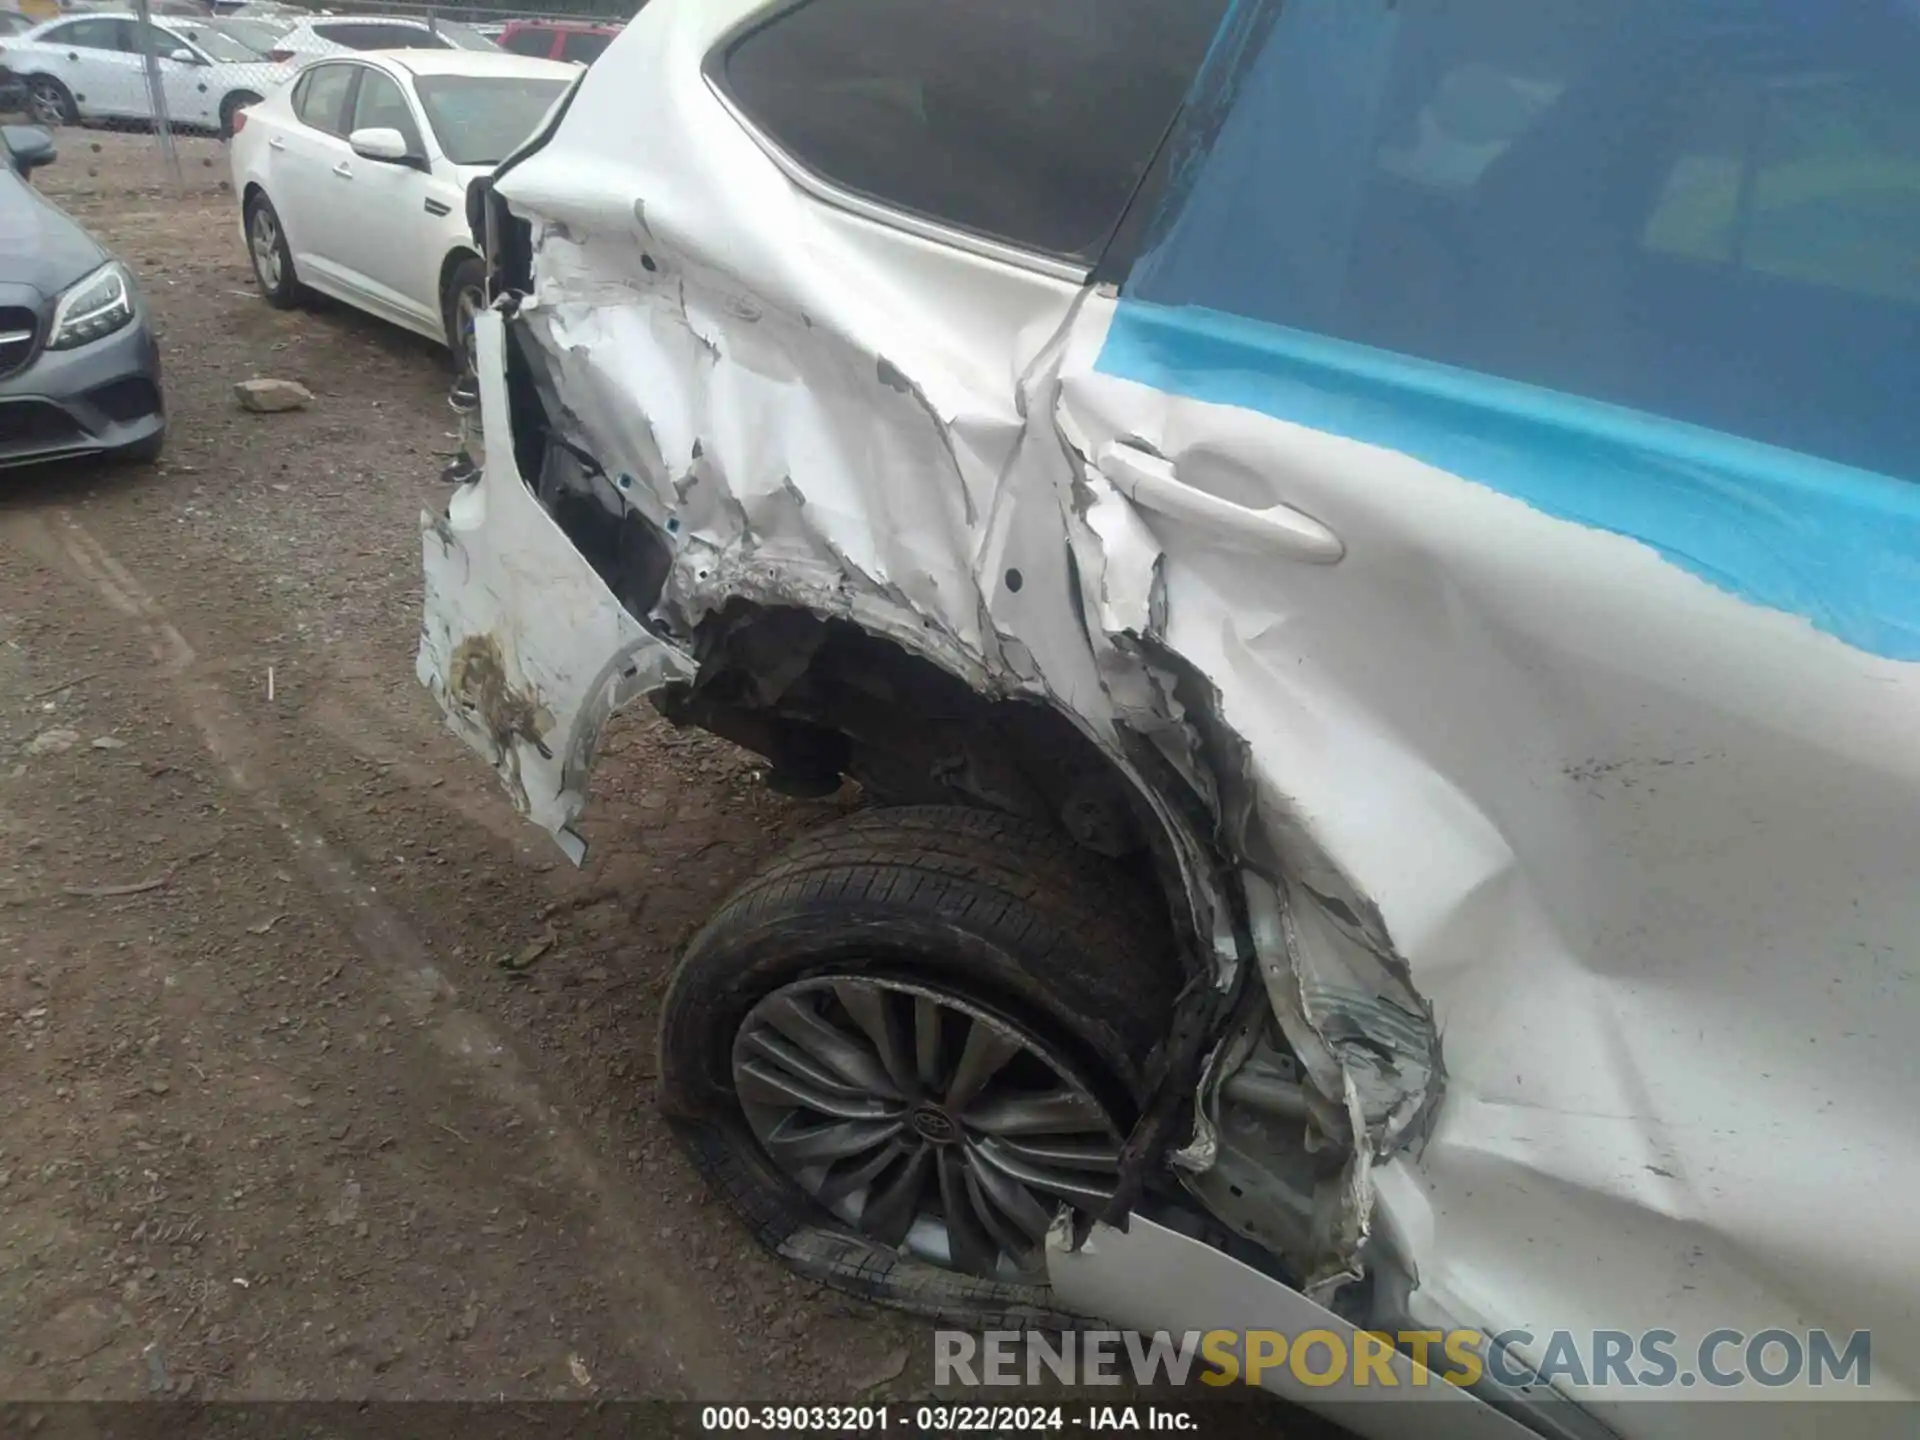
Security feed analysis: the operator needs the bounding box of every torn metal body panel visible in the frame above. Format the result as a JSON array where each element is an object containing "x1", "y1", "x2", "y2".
[
  {"x1": 418, "y1": 0, "x2": 1920, "y2": 1431},
  {"x1": 419, "y1": 311, "x2": 694, "y2": 863}
]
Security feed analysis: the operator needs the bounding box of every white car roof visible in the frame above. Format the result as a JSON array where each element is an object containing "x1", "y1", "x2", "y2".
[{"x1": 360, "y1": 48, "x2": 578, "y2": 81}]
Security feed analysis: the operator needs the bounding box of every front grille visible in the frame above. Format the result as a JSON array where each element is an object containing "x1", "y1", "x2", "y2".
[
  {"x1": 0, "y1": 399, "x2": 82, "y2": 452},
  {"x1": 0, "y1": 306, "x2": 38, "y2": 380}
]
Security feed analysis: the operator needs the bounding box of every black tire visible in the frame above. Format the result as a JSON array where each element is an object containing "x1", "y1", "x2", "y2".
[
  {"x1": 243, "y1": 193, "x2": 301, "y2": 309},
  {"x1": 441, "y1": 253, "x2": 486, "y2": 376},
  {"x1": 113, "y1": 428, "x2": 165, "y2": 465},
  {"x1": 659, "y1": 806, "x2": 1179, "y2": 1326},
  {"x1": 219, "y1": 91, "x2": 260, "y2": 140},
  {"x1": 27, "y1": 76, "x2": 76, "y2": 127}
]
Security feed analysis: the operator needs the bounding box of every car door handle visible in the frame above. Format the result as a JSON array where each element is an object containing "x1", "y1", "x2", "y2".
[
  {"x1": 423, "y1": 197, "x2": 450, "y2": 216},
  {"x1": 267, "y1": 135, "x2": 285, "y2": 150},
  {"x1": 1096, "y1": 440, "x2": 1344, "y2": 564},
  {"x1": 332, "y1": 160, "x2": 352, "y2": 178}
]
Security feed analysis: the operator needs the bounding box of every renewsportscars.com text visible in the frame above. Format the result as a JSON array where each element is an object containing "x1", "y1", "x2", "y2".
[{"x1": 935, "y1": 1328, "x2": 1872, "y2": 1391}]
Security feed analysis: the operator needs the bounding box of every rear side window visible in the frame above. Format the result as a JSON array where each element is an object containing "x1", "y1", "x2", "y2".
[
  {"x1": 559, "y1": 30, "x2": 611, "y2": 64},
  {"x1": 49, "y1": 17, "x2": 132, "y2": 51},
  {"x1": 717, "y1": 0, "x2": 1230, "y2": 265},
  {"x1": 499, "y1": 27, "x2": 553, "y2": 57},
  {"x1": 293, "y1": 61, "x2": 356, "y2": 134}
]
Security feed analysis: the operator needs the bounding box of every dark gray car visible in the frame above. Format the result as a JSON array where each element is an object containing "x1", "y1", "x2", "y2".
[{"x1": 0, "y1": 124, "x2": 164, "y2": 468}]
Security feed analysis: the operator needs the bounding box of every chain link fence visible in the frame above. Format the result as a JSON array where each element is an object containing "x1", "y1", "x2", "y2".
[{"x1": 0, "y1": 0, "x2": 626, "y2": 186}]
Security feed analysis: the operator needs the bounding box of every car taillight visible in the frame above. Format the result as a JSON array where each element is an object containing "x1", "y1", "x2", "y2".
[{"x1": 268, "y1": 47, "x2": 292, "y2": 62}]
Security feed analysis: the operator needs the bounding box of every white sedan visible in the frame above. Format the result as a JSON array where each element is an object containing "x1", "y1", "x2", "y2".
[
  {"x1": 262, "y1": 15, "x2": 501, "y2": 65},
  {"x1": 229, "y1": 50, "x2": 573, "y2": 365},
  {"x1": 0, "y1": 12, "x2": 292, "y2": 136}
]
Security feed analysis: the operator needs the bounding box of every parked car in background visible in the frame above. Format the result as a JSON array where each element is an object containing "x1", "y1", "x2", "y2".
[
  {"x1": 430, "y1": 0, "x2": 1920, "y2": 1436},
  {"x1": 0, "y1": 12, "x2": 293, "y2": 134},
  {"x1": 0, "y1": 122, "x2": 163, "y2": 465},
  {"x1": 231, "y1": 50, "x2": 571, "y2": 365},
  {"x1": 264, "y1": 15, "x2": 497, "y2": 63},
  {"x1": 496, "y1": 18, "x2": 618, "y2": 66},
  {"x1": 168, "y1": 12, "x2": 288, "y2": 56},
  {"x1": 0, "y1": 10, "x2": 34, "y2": 36}
]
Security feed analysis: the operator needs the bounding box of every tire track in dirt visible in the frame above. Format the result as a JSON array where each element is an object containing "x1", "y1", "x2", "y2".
[{"x1": 9, "y1": 504, "x2": 738, "y2": 1395}]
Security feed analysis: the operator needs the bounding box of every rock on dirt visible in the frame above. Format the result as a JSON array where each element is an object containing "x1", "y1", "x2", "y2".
[
  {"x1": 23, "y1": 727, "x2": 80, "y2": 756},
  {"x1": 233, "y1": 378, "x2": 313, "y2": 413}
]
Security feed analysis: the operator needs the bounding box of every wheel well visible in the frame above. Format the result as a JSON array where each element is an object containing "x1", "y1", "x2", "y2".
[
  {"x1": 437, "y1": 247, "x2": 481, "y2": 312},
  {"x1": 241, "y1": 181, "x2": 265, "y2": 210},
  {"x1": 652, "y1": 602, "x2": 1197, "y2": 984}
]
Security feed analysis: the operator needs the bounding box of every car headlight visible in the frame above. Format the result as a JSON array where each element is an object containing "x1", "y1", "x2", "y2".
[{"x1": 47, "y1": 261, "x2": 136, "y2": 351}]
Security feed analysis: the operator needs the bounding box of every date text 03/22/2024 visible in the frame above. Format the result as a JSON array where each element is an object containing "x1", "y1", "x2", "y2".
[{"x1": 699, "y1": 1404, "x2": 1203, "y2": 1432}]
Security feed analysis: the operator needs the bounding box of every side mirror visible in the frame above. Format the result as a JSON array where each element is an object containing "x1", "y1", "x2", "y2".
[
  {"x1": 1, "y1": 123, "x2": 56, "y2": 174},
  {"x1": 166, "y1": 47, "x2": 202, "y2": 64},
  {"x1": 348, "y1": 126, "x2": 412, "y2": 164}
]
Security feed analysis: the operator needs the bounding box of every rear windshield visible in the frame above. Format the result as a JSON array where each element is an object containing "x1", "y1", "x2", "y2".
[
  {"x1": 436, "y1": 20, "x2": 500, "y2": 52},
  {"x1": 415, "y1": 73, "x2": 569, "y2": 164},
  {"x1": 315, "y1": 20, "x2": 444, "y2": 50}
]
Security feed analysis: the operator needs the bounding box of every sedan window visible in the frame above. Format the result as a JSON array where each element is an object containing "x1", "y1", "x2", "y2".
[
  {"x1": 351, "y1": 68, "x2": 424, "y2": 153},
  {"x1": 559, "y1": 30, "x2": 611, "y2": 64},
  {"x1": 499, "y1": 27, "x2": 553, "y2": 58},
  {"x1": 163, "y1": 25, "x2": 260, "y2": 63},
  {"x1": 414, "y1": 73, "x2": 569, "y2": 165},
  {"x1": 45, "y1": 18, "x2": 133, "y2": 51},
  {"x1": 293, "y1": 61, "x2": 357, "y2": 136}
]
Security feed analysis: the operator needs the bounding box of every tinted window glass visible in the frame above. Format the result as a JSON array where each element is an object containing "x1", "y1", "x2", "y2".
[
  {"x1": 560, "y1": 30, "x2": 611, "y2": 64},
  {"x1": 499, "y1": 27, "x2": 553, "y2": 57},
  {"x1": 1132, "y1": 0, "x2": 1920, "y2": 481},
  {"x1": 163, "y1": 24, "x2": 259, "y2": 62},
  {"x1": 54, "y1": 18, "x2": 131, "y2": 51},
  {"x1": 438, "y1": 21, "x2": 499, "y2": 52},
  {"x1": 414, "y1": 73, "x2": 568, "y2": 165},
  {"x1": 721, "y1": 0, "x2": 1230, "y2": 263},
  {"x1": 294, "y1": 61, "x2": 356, "y2": 134},
  {"x1": 351, "y1": 67, "x2": 422, "y2": 151}
]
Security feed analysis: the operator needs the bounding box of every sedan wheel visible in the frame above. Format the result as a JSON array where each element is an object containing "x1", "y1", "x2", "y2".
[
  {"x1": 249, "y1": 208, "x2": 282, "y2": 291},
  {"x1": 732, "y1": 975, "x2": 1124, "y2": 1279},
  {"x1": 244, "y1": 196, "x2": 301, "y2": 309},
  {"x1": 441, "y1": 254, "x2": 488, "y2": 378},
  {"x1": 659, "y1": 805, "x2": 1181, "y2": 1322},
  {"x1": 28, "y1": 79, "x2": 75, "y2": 127}
]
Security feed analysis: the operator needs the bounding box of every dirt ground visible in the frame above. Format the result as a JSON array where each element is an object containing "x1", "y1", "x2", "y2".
[{"x1": 0, "y1": 128, "x2": 962, "y2": 1405}]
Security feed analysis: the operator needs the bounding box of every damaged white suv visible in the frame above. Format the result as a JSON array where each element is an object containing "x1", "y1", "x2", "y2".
[{"x1": 419, "y1": 0, "x2": 1920, "y2": 1435}]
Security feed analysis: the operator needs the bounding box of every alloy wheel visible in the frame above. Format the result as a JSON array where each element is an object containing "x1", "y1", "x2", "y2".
[
  {"x1": 731, "y1": 975, "x2": 1124, "y2": 1279},
  {"x1": 453, "y1": 284, "x2": 483, "y2": 377},
  {"x1": 29, "y1": 86, "x2": 66, "y2": 127},
  {"x1": 249, "y1": 208, "x2": 281, "y2": 292}
]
